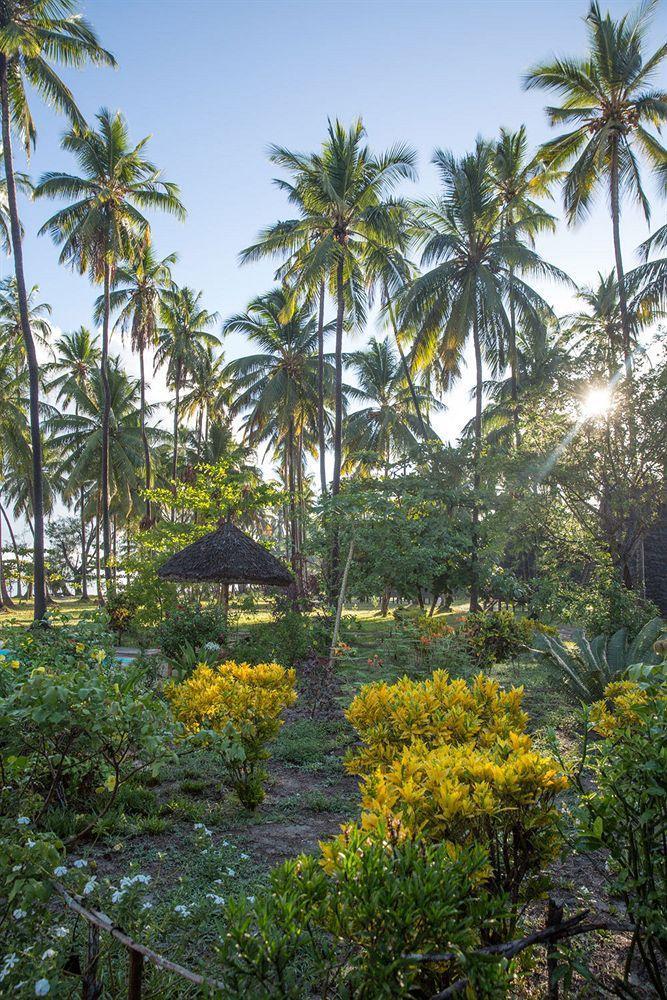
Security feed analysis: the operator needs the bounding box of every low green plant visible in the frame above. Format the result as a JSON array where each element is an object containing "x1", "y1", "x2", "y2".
[
  {"x1": 104, "y1": 589, "x2": 138, "y2": 641},
  {"x1": 233, "y1": 609, "x2": 326, "y2": 666},
  {"x1": 532, "y1": 617, "x2": 664, "y2": 701},
  {"x1": 461, "y1": 610, "x2": 535, "y2": 667},
  {"x1": 155, "y1": 604, "x2": 227, "y2": 660},
  {"x1": 572, "y1": 684, "x2": 667, "y2": 996}
]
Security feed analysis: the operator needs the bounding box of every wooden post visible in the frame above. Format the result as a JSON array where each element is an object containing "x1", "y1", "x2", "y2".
[
  {"x1": 82, "y1": 923, "x2": 102, "y2": 999},
  {"x1": 128, "y1": 948, "x2": 143, "y2": 1000},
  {"x1": 546, "y1": 897, "x2": 564, "y2": 1000},
  {"x1": 328, "y1": 537, "x2": 354, "y2": 669}
]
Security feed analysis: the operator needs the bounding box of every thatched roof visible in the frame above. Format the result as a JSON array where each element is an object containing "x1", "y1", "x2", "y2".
[{"x1": 157, "y1": 522, "x2": 293, "y2": 587}]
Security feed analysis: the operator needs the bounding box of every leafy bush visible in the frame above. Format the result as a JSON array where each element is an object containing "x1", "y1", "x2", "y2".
[
  {"x1": 574, "y1": 682, "x2": 667, "y2": 995},
  {"x1": 532, "y1": 572, "x2": 661, "y2": 640},
  {"x1": 346, "y1": 670, "x2": 527, "y2": 773},
  {"x1": 0, "y1": 659, "x2": 173, "y2": 837},
  {"x1": 218, "y1": 824, "x2": 510, "y2": 998},
  {"x1": 532, "y1": 617, "x2": 664, "y2": 701},
  {"x1": 233, "y1": 610, "x2": 330, "y2": 667},
  {"x1": 0, "y1": 612, "x2": 115, "y2": 684},
  {"x1": 460, "y1": 610, "x2": 535, "y2": 667},
  {"x1": 104, "y1": 589, "x2": 138, "y2": 641},
  {"x1": 346, "y1": 672, "x2": 565, "y2": 932},
  {"x1": 155, "y1": 604, "x2": 227, "y2": 661},
  {"x1": 166, "y1": 660, "x2": 297, "y2": 809}
]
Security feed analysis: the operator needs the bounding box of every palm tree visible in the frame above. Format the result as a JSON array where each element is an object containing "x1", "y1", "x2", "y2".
[
  {"x1": 224, "y1": 287, "x2": 336, "y2": 586},
  {"x1": 154, "y1": 284, "x2": 220, "y2": 513},
  {"x1": 0, "y1": 277, "x2": 52, "y2": 356},
  {"x1": 525, "y1": 0, "x2": 667, "y2": 377},
  {"x1": 46, "y1": 328, "x2": 100, "y2": 599},
  {"x1": 180, "y1": 345, "x2": 230, "y2": 460},
  {"x1": 567, "y1": 271, "x2": 649, "y2": 378},
  {"x1": 489, "y1": 126, "x2": 560, "y2": 445},
  {"x1": 344, "y1": 337, "x2": 440, "y2": 475},
  {"x1": 96, "y1": 242, "x2": 177, "y2": 525},
  {"x1": 0, "y1": 0, "x2": 114, "y2": 620},
  {"x1": 401, "y1": 140, "x2": 567, "y2": 610},
  {"x1": 35, "y1": 108, "x2": 185, "y2": 588},
  {"x1": 241, "y1": 120, "x2": 417, "y2": 529},
  {"x1": 0, "y1": 342, "x2": 29, "y2": 608}
]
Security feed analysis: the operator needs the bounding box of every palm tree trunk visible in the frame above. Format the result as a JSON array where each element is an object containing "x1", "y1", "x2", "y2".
[
  {"x1": 1, "y1": 502, "x2": 22, "y2": 599},
  {"x1": 95, "y1": 493, "x2": 102, "y2": 602},
  {"x1": 80, "y1": 485, "x2": 89, "y2": 601},
  {"x1": 329, "y1": 256, "x2": 345, "y2": 597},
  {"x1": 508, "y1": 266, "x2": 520, "y2": 450},
  {"x1": 470, "y1": 308, "x2": 483, "y2": 613},
  {"x1": 610, "y1": 140, "x2": 632, "y2": 379},
  {"x1": 171, "y1": 362, "x2": 181, "y2": 521},
  {"x1": 317, "y1": 278, "x2": 327, "y2": 493},
  {"x1": 0, "y1": 509, "x2": 15, "y2": 609},
  {"x1": 386, "y1": 292, "x2": 428, "y2": 439},
  {"x1": 101, "y1": 260, "x2": 113, "y2": 588},
  {"x1": 138, "y1": 342, "x2": 152, "y2": 525},
  {"x1": 287, "y1": 418, "x2": 299, "y2": 589},
  {"x1": 0, "y1": 55, "x2": 47, "y2": 622}
]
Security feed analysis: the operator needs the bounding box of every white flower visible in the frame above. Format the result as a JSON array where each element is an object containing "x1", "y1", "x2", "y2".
[
  {"x1": 83, "y1": 877, "x2": 97, "y2": 896},
  {"x1": 111, "y1": 890, "x2": 125, "y2": 904},
  {"x1": 12, "y1": 909, "x2": 26, "y2": 921},
  {"x1": 3, "y1": 955, "x2": 18, "y2": 970},
  {"x1": 222, "y1": 840, "x2": 230, "y2": 847},
  {"x1": 17, "y1": 817, "x2": 30, "y2": 826},
  {"x1": 27, "y1": 840, "x2": 36, "y2": 848},
  {"x1": 226, "y1": 868, "x2": 235, "y2": 877},
  {"x1": 240, "y1": 853, "x2": 249, "y2": 860},
  {"x1": 206, "y1": 893, "x2": 225, "y2": 905},
  {"x1": 246, "y1": 895, "x2": 255, "y2": 904},
  {"x1": 52, "y1": 928, "x2": 68, "y2": 939},
  {"x1": 53, "y1": 867, "x2": 68, "y2": 878},
  {"x1": 34, "y1": 979, "x2": 50, "y2": 996},
  {"x1": 204, "y1": 641, "x2": 220, "y2": 651},
  {"x1": 141, "y1": 902, "x2": 152, "y2": 911},
  {"x1": 173, "y1": 904, "x2": 191, "y2": 917},
  {"x1": 40, "y1": 951, "x2": 55, "y2": 962},
  {"x1": 73, "y1": 859, "x2": 88, "y2": 869}
]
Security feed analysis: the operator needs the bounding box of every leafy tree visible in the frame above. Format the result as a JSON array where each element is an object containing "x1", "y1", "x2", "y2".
[
  {"x1": 35, "y1": 108, "x2": 185, "y2": 587},
  {"x1": 525, "y1": 0, "x2": 667, "y2": 376},
  {"x1": 0, "y1": 0, "x2": 115, "y2": 620}
]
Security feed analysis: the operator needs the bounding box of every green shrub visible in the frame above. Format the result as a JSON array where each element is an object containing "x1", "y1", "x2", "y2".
[
  {"x1": 532, "y1": 617, "x2": 664, "y2": 701},
  {"x1": 574, "y1": 685, "x2": 667, "y2": 994},
  {"x1": 155, "y1": 604, "x2": 227, "y2": 661},
  {"x1": 461, "y1": 610, "x2": 534, "y2": 667},
  {"x1": 218, "y1": 825, "x2": 510, "y2": 998},
  {"x1": 104, "y1": 590, "x2": 138, "y2": 641},
  {"x1": 233, "y1": 610, "x2": 327, "y2": 667},
  {"x1": 0, "y1": 660, "x2": 175, "y2": 835}
]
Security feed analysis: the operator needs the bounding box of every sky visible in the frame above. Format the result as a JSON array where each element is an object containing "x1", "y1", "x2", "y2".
[{"x1": 8, "y1": 0, "x2": 667, "y2": 475}]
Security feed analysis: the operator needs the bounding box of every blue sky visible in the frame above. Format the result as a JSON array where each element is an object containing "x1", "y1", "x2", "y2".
[{"x1": 9, "y1": 0, "x2": 667, "y2": 446}]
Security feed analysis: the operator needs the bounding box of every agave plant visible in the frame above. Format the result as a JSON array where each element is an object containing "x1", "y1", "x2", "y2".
[{"x1": 532, "y1": 618, "x2": 665, "y2": 701}]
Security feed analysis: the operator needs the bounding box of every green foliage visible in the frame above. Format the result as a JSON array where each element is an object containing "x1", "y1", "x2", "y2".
[
  {"x1": 156, "y1": 604, "x2": 228, "y2": 661},
  {"x1": 217, "y1": 825, "x2": 510, "y2": 998},
  {"x1": 104, "y1": 589, "x2": 138, "y2": 640},
  {"x1": 0, "y1": 656, "x2": 175, "y2": 833},
  {"x1": 233, "y1": 610, "x2": 328, "y2": 667},
  {"x1": 575, "y1": 688, "x2": 667, "y2": 995},
  {"x1": 533, "y1": 617, "x2": 665, "y2": 702},
  {"x1": 461, "y1": 610, "x2": 535, "y2": 667}
]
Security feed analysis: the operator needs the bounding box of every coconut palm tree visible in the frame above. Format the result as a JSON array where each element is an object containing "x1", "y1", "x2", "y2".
[
  {"x1": 180, "y1": 345, "x2": 231, "y2": 460},
  {"x1": 0, "y1": 277, "x2": 52, "y2": 356},
  {"x1": 96, "y1": 243, "x2": 177, "y2": 525},
  {"x1": 0, "y1": 0, "x2": 115, "y2": 620},
  {"x1": 567, "y1": 271, "x2": 652, "y2": 378},
  {"x1": 525, "y1": 0, "x2": 667, "y2": 376},
  {"x1": 401, "y1": 140, "x2": 568, "y2": 610},
  {"x1": 344, "y1": 337, "x2": 441, "y2": 475},
  {"x1": 154, "y1": 284, "x2": 220, "y2": 513},
  {"x1": 35, "y1": 108, "x2": 185, "y2": 588},
  {"x1": 46, "y1": 328, "x2": 100, "y2": 599},
  {"x1": 224, "y1": 287, "x2": 336, "y2": 586},
  {"x1": 0, "y1": 342, "x2": 29, "y2": 608},
  {"x1": 489, "y1": 126, "x2": 561, "y2": 445},
  {"x1": 241, "y1": 120, "x2": 417, "y2": 508}
]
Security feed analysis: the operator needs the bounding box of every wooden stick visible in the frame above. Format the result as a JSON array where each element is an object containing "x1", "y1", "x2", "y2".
[
  {"x1": 128, "y1": 949, "x2": 143, "y2": 1000},
  {"x1": 546, "y1": 898, "x2": 564, "y2": 999},
  {"x1": 328, "y1": 537, "x2": 354, "y2": 669}
]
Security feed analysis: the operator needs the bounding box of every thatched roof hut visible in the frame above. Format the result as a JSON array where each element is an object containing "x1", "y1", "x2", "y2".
[{"x1": 157, "y1": 522, "x2": 293, "y2": 587}]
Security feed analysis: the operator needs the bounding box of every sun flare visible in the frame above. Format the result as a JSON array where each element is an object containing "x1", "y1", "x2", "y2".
[{"x1": 580, "y1": 386, "x2": 613, "y2": 419}]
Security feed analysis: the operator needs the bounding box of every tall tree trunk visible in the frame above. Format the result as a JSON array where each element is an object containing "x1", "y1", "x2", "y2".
[
  {"x1": 100, "y1": 260, "x2": 112, "y2": 588},
  {"x1": 95, "y1": 495, "x2": 102, "y2": 602},
  {"x1": 317, "y1": 278, "x2": 327, "y2": 494},
  {"x1": 138, "y1": 342, "x2": 152, "y2": 525},
  {"x1": 470, "y1": 308, "x2": 483, "y2": 613},
  {"x1": 0, "y1": 502, "x2": 22, "y2": 599},
  {"x1": 287, "y1": 418, "x2": 299, "y2": 590},
  {"x1": 329, "y1": 256, "x2": 345, "y2": 597},
  {"x1": 0, "y1": 55, "x2": 46, "y2": 621},
  {"x1": 0, "y1": 510, "x2": 15, "y2": 608},
  {"x1": 609, "y1": 139, "x2": 633, "y2": 380},
  {"x1": 171, "y1": 362, "x2": 181, "y2": 521},
  {"x1": 80, "y1": 485, "x2": 89, "y2": 601},
  {"x1": 386, "y1": 292, "x2": 428, "y2": 439},
  {"x1": 508, "y1": 266, "x2": 520, "y2": 450}
]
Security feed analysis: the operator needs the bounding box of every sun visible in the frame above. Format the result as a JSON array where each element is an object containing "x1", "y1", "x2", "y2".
[{"x1": 580, "y1": 386, "x2": 613, "y2": 420}]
